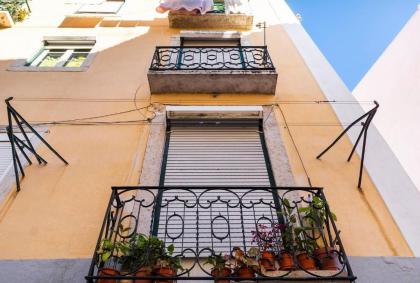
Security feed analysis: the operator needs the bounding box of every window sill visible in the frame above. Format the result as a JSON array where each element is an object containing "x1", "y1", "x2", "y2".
[{"x1": 7, "y1": 66, "x2": 89, "y2": 72}]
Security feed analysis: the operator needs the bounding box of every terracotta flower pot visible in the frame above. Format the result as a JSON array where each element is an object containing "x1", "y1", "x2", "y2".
[
  {"x1": 237, "y1": 266, "x2": 255, "y2": 279},
  {"x1": 260, "y1": 251, "x2": 276, "y2": 271},
  {"x1": 314, "y1": 247, "x2": 341, "y2": 270},
  {"x1": 98, "y1": 267, "x2": 120, "y2": 283},
  {"x1": 211, "y1": 267, "x2": 231, "y2": 283},
  {"x1": 155, "y1": 266, "x2": 177, "y2": 283},
  {"x1": 297, "y1": 252, "x2": 317, "y2": 270},
  {"x1": 135, "y1": 266, "x2": 153, "y2": 283},
  {"x1": 278, "y1": 251, "x2": 294, "y2": 270}
]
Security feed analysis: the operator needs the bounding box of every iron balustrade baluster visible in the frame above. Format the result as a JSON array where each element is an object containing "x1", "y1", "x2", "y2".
[{"x1": 86, "y1": 186, "x2": 357, "y2": 282}]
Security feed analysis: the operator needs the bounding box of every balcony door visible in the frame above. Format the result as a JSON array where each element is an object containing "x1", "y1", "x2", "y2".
[{"x1": 155, "y1": 118, "x2": 281, "y2": 255}]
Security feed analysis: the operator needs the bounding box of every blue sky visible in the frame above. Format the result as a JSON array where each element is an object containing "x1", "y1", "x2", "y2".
[{"x1": 286, "y1": 0, "x2": 419, "y2": 90}]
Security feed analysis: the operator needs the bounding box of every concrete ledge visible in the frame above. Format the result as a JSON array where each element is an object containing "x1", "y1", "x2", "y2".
[
  {"x1": 148, "y1": 70, "x2": 277, "y2": 94},
  {"x1": 169, "y1": 12, "x2": 253, "y2": 29},
  {"x1": 1, "y1": 257, "x2": 418, "y2": 282},
  {"x1": 349, "y1": 256, "x2": 420, "y2": 283},
  {"x1": 0, "y1": 259, "x2": 90, "y2": 283}
]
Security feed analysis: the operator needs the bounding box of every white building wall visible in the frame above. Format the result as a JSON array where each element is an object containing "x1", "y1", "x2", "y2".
[{"x1": 354, "y1": 5, "x2": 420, "y2": 193}]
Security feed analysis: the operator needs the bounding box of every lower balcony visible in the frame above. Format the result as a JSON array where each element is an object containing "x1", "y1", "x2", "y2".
[
  {"x1": 86, "y1": 186, "x2": 356, "y2": 282},
  {"x1": 147, "y1": 46, "x2": 278, "y2": 94}
]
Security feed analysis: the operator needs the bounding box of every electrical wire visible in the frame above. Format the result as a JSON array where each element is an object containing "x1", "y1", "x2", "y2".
[
  {"x1": 12, "y1": 97, "x2": 375, "y2": 105},
  {"x1": 1, "y1": 98, "x2": 373, "y2": 130},
  {"x1": 277, "y1": 104, "x2": 312, "y2": 187}
]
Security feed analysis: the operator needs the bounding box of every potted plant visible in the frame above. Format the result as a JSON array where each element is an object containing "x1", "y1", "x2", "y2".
[
  {"x1": 204, "y1": 253, "x2": 232, "y2": 283},
  {"x1": 294, "y1": 227, "x2": 317, "y2": 270},
  {"x1": 120, "y1": 233, "x2": 165, "y2": 283},
  {"x1": 251, "y1": 224, "x2": 278, "y2": 271},
  {"x1": 313, "y1": 247, "x2": 341, "y2": 270},
  {"x1": 277, "y1": 223, "x2": 295, "y2": 270},
  {"x1": 277, "y1": 198, "x2": 296, "y2": 271},
  {"x1": 298, "y1": 196, "x2": 341, "y2": 270},
  {"x1": 154, "y1": 244, "x2": 184, "y2": 283},
  {"x1": 97, "y1": 239, "x2": 121, "y2": 283},
  {"x1": 232, "y1": 247, "x2": 260, "y2": 279}
]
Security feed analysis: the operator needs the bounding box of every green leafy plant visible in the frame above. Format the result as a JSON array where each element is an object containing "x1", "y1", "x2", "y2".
[
  {"x1": 98, "y1": 239, "x2": 120, "y2": 265},
  {"x1": 294, "y1": 227, "x2": 317, "y2": 255},
  {"x1": 277, "y1": 198, "x2": 298, "y2": 252},
  {"x1": 119, "y1": 233, "x2": 165, "y2": 271},
  {"x1": 298, "y1": 196, "x2": 337, "y2": 227},
  {"x1": 156, "y1": 244, "x2": 184, "y2": 271},
  {"x1": 205, "y1": 253, "x2": 231, "y2": 271},
  {"x1": 298, "y1": 195, "x2": 337, "y2": 249}
]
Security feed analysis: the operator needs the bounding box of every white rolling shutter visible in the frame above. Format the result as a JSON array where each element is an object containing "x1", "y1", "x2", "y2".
[
  {"x1": 164, "y1": 125, "x2": 271, "y2": 186},
  {"x1": 158, "y1": 122, "x2": 277, "y2": 254},
  {"x1": 0, "y1": 133, "x2": 34, "y2": 200}
]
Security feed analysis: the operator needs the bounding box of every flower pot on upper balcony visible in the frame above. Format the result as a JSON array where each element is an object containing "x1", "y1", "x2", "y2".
[{"x1": 314, "y1": 247, "x2": 341, "y2": 270}]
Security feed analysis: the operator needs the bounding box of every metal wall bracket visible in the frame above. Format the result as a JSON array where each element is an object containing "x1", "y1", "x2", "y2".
[
  {"x1": 316, "y1": 101, "x2": 379, "y2": 189},
  {"x1": 5, "y1": 97, "x2": 68, "y2": 192}
]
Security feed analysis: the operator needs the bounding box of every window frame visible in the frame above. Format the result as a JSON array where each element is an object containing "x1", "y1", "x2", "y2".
[{"x1": 8, "y1": 37, "x2": 97, "y2": 72}]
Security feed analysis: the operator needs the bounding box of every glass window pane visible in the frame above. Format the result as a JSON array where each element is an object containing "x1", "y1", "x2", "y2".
[
  {"x1": 65, "y1": 53, "x2": 88, "y2": 67},
  {"x1": 38, "y1": 52, "x2": 65, "y2": 67}
]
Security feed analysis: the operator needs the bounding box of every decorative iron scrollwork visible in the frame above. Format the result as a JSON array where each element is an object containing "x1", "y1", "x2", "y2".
[
  {"x1": 150, "y1": 46, "x2": 276, "y2": 71},
  {"x1": 86, "y1": 186, "x2": 356, "y2": 282}
]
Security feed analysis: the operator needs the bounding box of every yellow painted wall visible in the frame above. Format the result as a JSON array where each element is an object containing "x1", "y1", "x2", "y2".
[{"x1": 0, "y1": 0, "x2": 412, "y2": 259}]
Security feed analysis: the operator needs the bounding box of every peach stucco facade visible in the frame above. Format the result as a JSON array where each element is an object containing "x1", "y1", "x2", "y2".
[{"x1": 0, "y1": 0, "x2": 415, "y2": 271}]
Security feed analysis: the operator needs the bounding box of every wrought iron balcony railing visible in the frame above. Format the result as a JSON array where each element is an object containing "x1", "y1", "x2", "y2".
[
  {"x1": 149, "y1": 46, "x2": 276, "y2": 71},
  {"x1": 86, "y1": 186, "x2": 356, "y2": 282}
]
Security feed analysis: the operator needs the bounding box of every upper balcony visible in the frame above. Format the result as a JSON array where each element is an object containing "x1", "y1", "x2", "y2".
[
  {"x1": 148, "y1": 45, "x2": 277, "y2": 94},
  {"x1": 86, "y1": 186, "x2": 355, "y2": 282},
  {"x1": 168, "y1": 0, "x2": 253, "y2": 30}
]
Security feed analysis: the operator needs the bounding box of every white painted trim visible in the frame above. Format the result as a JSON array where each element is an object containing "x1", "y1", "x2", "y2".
[
  {"x1": 166, "y1": 105, "x2": 264, "y2": 119},
  {"x1": 276, "y1": 0, "x2": 420, "y2": 255}
]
